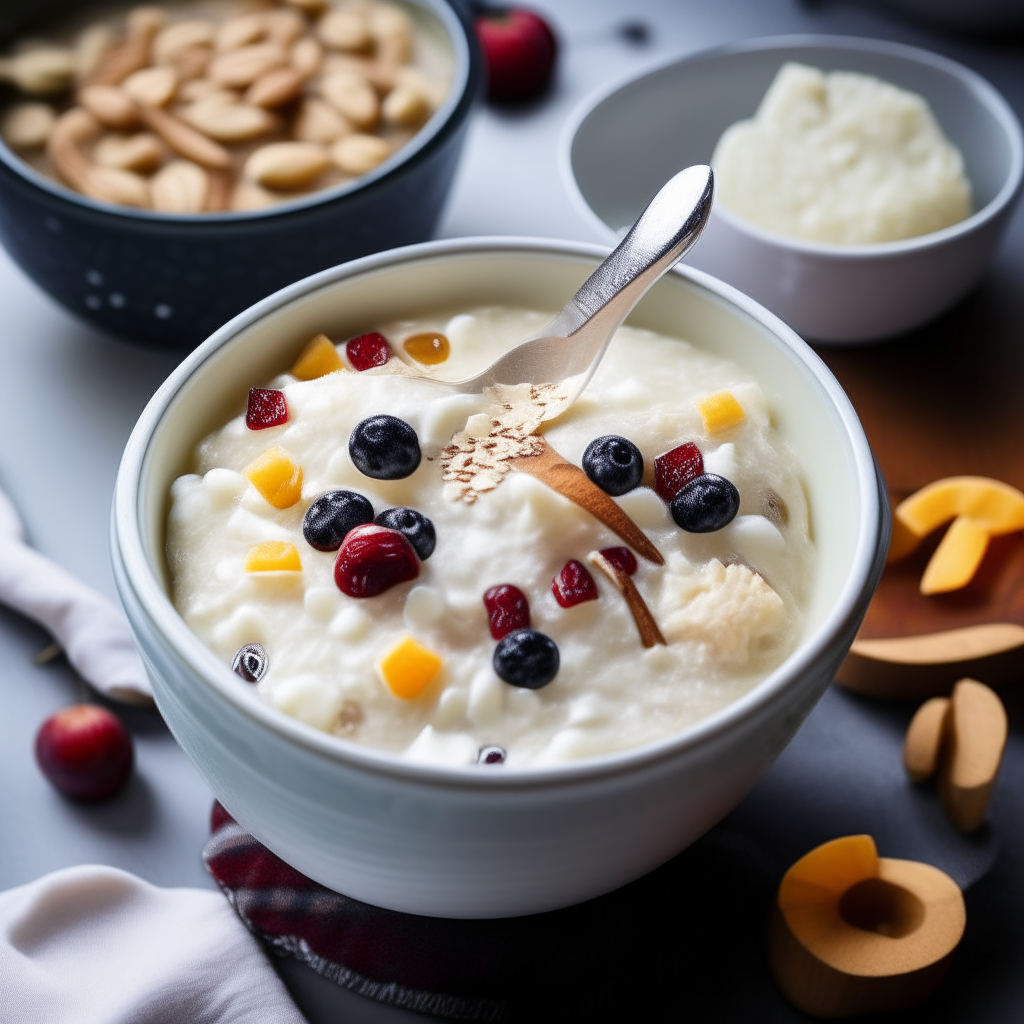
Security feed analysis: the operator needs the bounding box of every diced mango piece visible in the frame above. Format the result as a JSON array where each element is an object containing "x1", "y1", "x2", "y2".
[
  {"x1": 245, "y1": 540, "x2": 302, "y2": 572},
  {"x1": 291, "y1": 333, "x2": 344, "y2": 380},
  {"x1": 896, "y1": 476, "x2": 1024, "y2": 541},
  {"x1": 245, "y1": 446, "x2": 303, "y2": 509},
  {"x1": 887, "y1": 514, "x2": 920, "y2": 564},
  {"x1": 697, "y1": 390, "x2": 745, "y2": 434},
  {"x1": 778, "y1": 835, "x2": 879, "y2": 910},
  {"x1": 378, "y1": 635, "x2": 442, "y2": 699},
  {"x1": 920, "y1": 516, "x2": 990, "y2": 595}
]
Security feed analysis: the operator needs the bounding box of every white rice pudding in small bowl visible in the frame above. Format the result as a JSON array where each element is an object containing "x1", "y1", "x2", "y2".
[{"x1": 167, "y1": 305, "x2": 815, "y2": 768}]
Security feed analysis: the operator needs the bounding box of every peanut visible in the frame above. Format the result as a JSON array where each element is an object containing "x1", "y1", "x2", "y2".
[
  {"x1": 88, "y1": 7, "x2": 165, "y2": 87},
  {"x1": 78, "y1": 85, "x2": 140, "y2": 129},
  {"x1": 320, "y1": 71, "x2": 378, "y2": 129},
  {"x1": 331, "y1": 133, "x2": 389, "y2": 175},
  {"x1": 246, "y1": 66, "x2": 305, "y2": 108},
  {"x1": 74, "y1": 26, "x2": 117, "y2": 83},
  {"x1": 121, "y1": 65, "x2": 177, "y2": 107},
  {"x1": 151, "y1": 159, "x2": 208, "y2": 213},
  {"x1": 1, "y1": 102, "x2": 56, "y2": 150},
  {"x1": 382, "y1": 82, "x2": 430, "y2": 128},
  {"x1": 290, "y1": 37, "x2": 323, "y2": 78},
  {"x1": 318, "y1": 10, "x2": 372, "y2": 53},
  {"x1": 153, "y1": 21, "x2": 216, "y2": 64},
  {"x1": 182, "y1": 99, "x2": 276, "y2": 143},
  {"x1": 245, "y1": 141, "x2": 329, "y2": 190},
  {"x1": 93, "y1": 131, "x2": 164, "y2": 172},
  {"x1": 1, "y1": 49, "x2": 77, "y2": 95},
  {"x1": 139, "y1": 105, "x2": 231, "y2": 169},
  {"x1": 209, "y1": 43, "x2": 287, "y2": 88}
]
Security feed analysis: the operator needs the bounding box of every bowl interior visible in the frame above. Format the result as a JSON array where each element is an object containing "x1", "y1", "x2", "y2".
[
  {"x1": 137, "y1": 244, "x2": 870, "y2": 695},
  {"x1": 571, "y1": 37, "x2": 1018, "y2": 237}
]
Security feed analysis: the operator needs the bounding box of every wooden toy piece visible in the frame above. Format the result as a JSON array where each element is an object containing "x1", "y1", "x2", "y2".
[
  {"x1": 587, "y1": 550, "x2": 665, "y2": 648},
  {"x1": 938, "y1": 678, "x2": 1007, "y2": 833},
  {"x1": 903, "y1": 697, "x2": 950, "y2": 783},
  {"x1": 768, "y1": 835, "x2": 966, "y2": 1019},
  {"x1": 510, "y1": 438, "x2": 664, "y2": 565}
]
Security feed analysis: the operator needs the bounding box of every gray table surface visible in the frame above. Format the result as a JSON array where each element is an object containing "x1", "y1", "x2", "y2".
[{"x1": 2, "y1": 1, "x2": 1023, "y2": 1021}]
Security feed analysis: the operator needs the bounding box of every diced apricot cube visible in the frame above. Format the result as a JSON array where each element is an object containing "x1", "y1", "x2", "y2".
[
  {"x1": 378, "y1": 635, "x2": 442, "y2": 699},
  {"x1": 697, "y1": 390, "x2": 745, "y2": 434},
  {"x1": 920, "y1": 516, "x2": 990, "y2": 595},
  {"x1": 291, "y1": 333, "x2": 344, "y2": 380},
  {"x1": 245, "y1": 540, "x2": 302, "y2": 572},
  {"x1": 245, "y1": 446, "x2": 303, "y2": 509}
]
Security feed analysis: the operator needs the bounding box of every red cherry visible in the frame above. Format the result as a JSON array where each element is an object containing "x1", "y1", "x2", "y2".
[
  {"x1": 552, "y1": 559, "x2": 598, "y2": 608},
  {"x1": 35, "y1": 704, "x2": 133, "y2": 801},
  {"x1": 346, "y1": 332, "x2": 391, "y2": 371},
  {"x1": 483, "y1": 584, "x2": 530, "y2": 640},
  {"x1": 599, "y1": 547, "x2": 638, "y2": 576},
  {"x1": 475, "y1": 8, "x2": 557, "y2": 103},
  {"x1": 334, "y1": 524, "x2": 419, "y2": 597},
  {"x1": 245, "y1": 388, "x2": 288, "y2": 430},
  {"x1": 654, "y1": 442, "x2": 703, "y2": 502}
]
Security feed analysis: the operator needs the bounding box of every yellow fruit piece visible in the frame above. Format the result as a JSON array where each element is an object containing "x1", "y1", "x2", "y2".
[
  {"x1": 919, "y1": 516, "x2": 990, "y2": 595},
  {"x1": 697, "y1": 390, "x2": 745, "y2": 434},
  {"x1": 896, "y1": 476, "x2": 1024, "y2": 541},
  {"x1": 245, "y1": 446, "x2": 303, "y2": 508},
  {"x1": 378, "y1": 635, "x2": 442, "y2": 700},
  {"x1": 403, "y1": 331, "x2": 450, "y2": 365},
  {"x1": 291, "y1": 332, "x2": 344, "y2": 380},
  {"x1": 245, "y1": 540, "x2": 302, "y2": 572},
  {"x1": 886, "y1": 514, "x2": 920, "y2": 564},
  {"x1": 779, "y1": 835, "x2": 879, "y2": 909}
]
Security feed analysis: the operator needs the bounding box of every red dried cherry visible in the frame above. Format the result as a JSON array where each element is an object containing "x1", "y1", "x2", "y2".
[
  {"x1": 245, "y1": 388, "x2": 288, "y2": 430},
  {"x1": 334, "y1": 524, "x2": 419, "y2": 598},
  {"x1": 483, "y1": 584, "x2": 530, "y2": 640},
  {"x1": 599, "y1": 547, "x2": 637, "y2": 576},
  {"x1": 654, "y1": 442, "x2": 703, "y2": 501},
  {"x1": 552, "y1": 559, "x2": 598, "y2": 608},
  {"x1": 346, "y1": 332, "x2": 391, "y2": 371}
]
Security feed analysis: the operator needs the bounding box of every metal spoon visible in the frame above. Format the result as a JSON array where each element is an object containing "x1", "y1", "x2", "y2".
[{"x1": 406, "y1": 164, "x2": 714, "y2": 405}]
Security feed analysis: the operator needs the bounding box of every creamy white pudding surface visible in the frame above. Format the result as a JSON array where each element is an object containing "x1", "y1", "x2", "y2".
[
  {"x1": 713, "y1": 62, "x2": 972, "y2": 245},
  {"x1": 166, "y1": 307, "x2": 815, "y2": 767}
]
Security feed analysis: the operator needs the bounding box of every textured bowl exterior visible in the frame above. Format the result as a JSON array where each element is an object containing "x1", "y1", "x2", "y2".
[
  {"x1": 0, "y1": 0, "x2": 480, "y2": 349},
  {"x1": 565, "y1": 36, "x2": 1024, "y2": 344},
  {"x1": 112, "y1": 239, "x2": 888, "y2": 918}
]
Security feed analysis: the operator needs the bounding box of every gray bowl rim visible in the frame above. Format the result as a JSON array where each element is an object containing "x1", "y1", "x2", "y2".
[
  {"x1": 0, "y1": 0, "x2": 472, "y2": 225},
  {"x1": 113, "y1": 235, "x2": 884, "y2": 792},
  {"x1": 561, "y1": 33, "x2": 1024, "y2": 259}
]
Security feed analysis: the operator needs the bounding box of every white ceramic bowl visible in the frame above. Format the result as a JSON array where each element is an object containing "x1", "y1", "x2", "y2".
[
  {"x1": 565, "y1": 36, "x2": 1024, "y2": 344},
  {"x1": 112, "y1": 239, "x2": 888, "y2": 918}
]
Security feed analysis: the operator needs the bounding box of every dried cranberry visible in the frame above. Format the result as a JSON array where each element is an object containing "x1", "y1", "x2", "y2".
[
  {"x1": 346, "y1": 332, "x2": 391, "y2": 371},
  {"x1": 478, "y1": 745, "x2": 506, "y2": 765},
  {"x1": 245, "y1": 388, "x2": 288, "y2": 430},
  {"x1": 654, "y1": 442, "x2": 703, "y2": 501},
  {"x1": 334, "y1": 524, "x2": 419, "y2": 598},
  {"x1": 483, "y1": 584, "x2": 530, "y2": 640},
  {"x1": 552, "y1": 559, "x2": 598, "y2": 608},
  {"x1": 599, "y1": 547, "x2": 637, "y2": 576}
]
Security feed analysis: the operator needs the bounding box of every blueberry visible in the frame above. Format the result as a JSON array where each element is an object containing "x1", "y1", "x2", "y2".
[
  {"x1": 581, "y1": 435, "x2": 644, "y2": 495},
  {"x1": 478, "y1": 745, "x2": 506, "y2": 765},
  {"x1": 374, "y1": 506, "x2": 435, "y2": 560},
  {"x1": 232, "y1": 643, "x2": 268, "y2": 683},
  {"x1": 670, "y1": 473, "x2": 740, "y2": 532},
  {"x1": 303, "y1": 490, "x2": 374, "y2": 551},
  {"x1": 493, "y1": 628, "x2": 559, "y2": 689},
  {"x1": 349, "y1": 415, "x2": 421, "y2": 480}
]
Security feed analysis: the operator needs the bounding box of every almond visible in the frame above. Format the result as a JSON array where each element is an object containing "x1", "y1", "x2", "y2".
[
  {"x1": 78, "y1": 85, "x2": 140, "y2": 129},
  {"x1": 290, "y1": 37, "x2": 323, "y2": 78},
  {"x1": 93, "y1": 131, "x2": 164, "y2": 172},
  {"x1": 330, "y1": 133, "x2": 389, "y2": 175},
  {"x1": 318, "y1": 10, "x2": 372, "y2": 53},
  {"x1": 1, "y1": 102, "x2": 56, "y2": 150},
  {"x1": 121, "y1": 65, "x2": 177, "y2": 107},
  {"x1": 166, "y1": 45, "x2": 212, "y2": 83},
  {"x1": 381, "y1": 82, "x2": 430, "y2": 128},
  {"x1": 231, "y1": 178, "x2": 277, "y2": 210},
  {"x1": 153, "y1": 21, "x2": 216, "y2": 64},
  {"x1": 320, "y1": 71, "x2": 378, "y2": 129},
  {"x1": 323, "y1": 52, "x2": 396, "y2": 93},
  {"x1": 86, "y1": 165, "x2": 150, "y2": 207},
  {"x1": 87, "y1": 7, "x2": 164, "y2": 87},
  {"x1": 246, "y1": 66, "x2": 305, "y2": 108},
  {"x1": 151, "y1": 159, "x2": 209, "y2": 213},
  {"x1": 74, "y1": 25, "x2": 117, "y2": 83},
  {"x1": 208, "y1": 43, "x2": 287, "y2": 88},
  {"x1": 265, "y1": 10, "x2": 307, "y2": 49},
  {"x1": 369, "y1": 4, "x2": 413, "y2": 64},
  {"x1": 3, "y1": 49, "x2": 77, "y2": 95},
  {"x1": 139, "y1": 105, "x2": 231, "y2": 168},
  {"x1": 182, "y1": 99, "x2": 276, "y2": 142},
  {"x1": 284, "y1": 0, "x2": 328, "y2": 13},
  {"x1": 215, "y1": 13, "x2": 267, "y2": 53},
  {"x1": 177, "y1": 79, "x2": 235, "y2": 103},
  {"x1": 293, "y1": 97, "x2": 350, "y2": 144},
  {"x1": 245, "y1": 141, "x2": 329, "y2": 190}
]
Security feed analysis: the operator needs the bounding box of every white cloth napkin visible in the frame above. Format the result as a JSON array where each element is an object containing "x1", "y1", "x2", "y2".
[
  {"x1": 0, "y1": 865, "x2": 308, "y2": 1024},
  {"x1": 0, "y1": 486, "x2": 152, "y2": 706}
]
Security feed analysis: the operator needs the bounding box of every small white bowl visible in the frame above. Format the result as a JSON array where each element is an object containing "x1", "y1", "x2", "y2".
[
  {"x1": 112, "y1": 239, "x2": 887, "y2": 918},
  {"x1": 564, "y1": 36, "x2": 1024, "y2": 344}
]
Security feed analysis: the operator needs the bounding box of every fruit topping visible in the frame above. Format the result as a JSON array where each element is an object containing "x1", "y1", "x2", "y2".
[
  {"x1": 581, "y1": 435, "x2": 644, "y2": 496},
  {"x1": 378, "y1": 635, "x2": 442, "y2": 699},
  {"x1": 670, "y1": 473, "x2": 741, "y2": 533},
  {"x1": 375, "y1": 506, "x2": 436, "y2": 559},
  {"x1": 232, "y1": 642, "x2": 268, "y2": 683},
  {"x1": 654, "y1": 441, "x2": 703, "y2": 502},
  {"x1": 349, "y1": 414, "x2": 422, "y2": 480},
  {"x1": 35, "y1": 704, "x2": 133, "y2": 801},
  {"x1": 475, "y1": 8, "x2": 557, "y2": 104},
  {"x1": 478, "y1": 745, "x2": 506, "y2": 765},
  {"x1": 334, "y1": 524, "x2": 419, "y2": 597},
  {"x1": 697, "y1": 390, "x2": 745, "y2": 433},
  {"x1": 245, "y1": 540, "x2": 302, "y2": 572},
  {"x1": 291, "y1": 332, "x2": 344, "y2": 380},
  {"x1": 483, "y1": 584, "x2": 530, "y2": 640},
  {"x1": 346, "y1": 331, "x2": 391, "y2": 371},
  {"x1": 303, "y1": 490, "x2": 374, "y2": 551},
  {"x1": 599, "y1": 546, "x2": 638, "y2": 576},
  {"x1": 245, "y1": 388, "x2": 288, "y2": 430},
  {"x1": 552, "y1": 559, "x2": 599, "y2": 608},
  {"x1": 493, "y1": 628, "x2": 559, "y2": 689},
  {"x1": 245, "y1": 446, "x2": 303, "y2": 509},
  {"x1": 403, "y1": 331, "x2": 450, "y2": 365}
]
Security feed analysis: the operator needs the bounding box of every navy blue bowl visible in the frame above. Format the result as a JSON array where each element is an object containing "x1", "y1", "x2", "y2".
[{"x1": 0, "y1": 0, "x2": 481, "y2": 348}]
